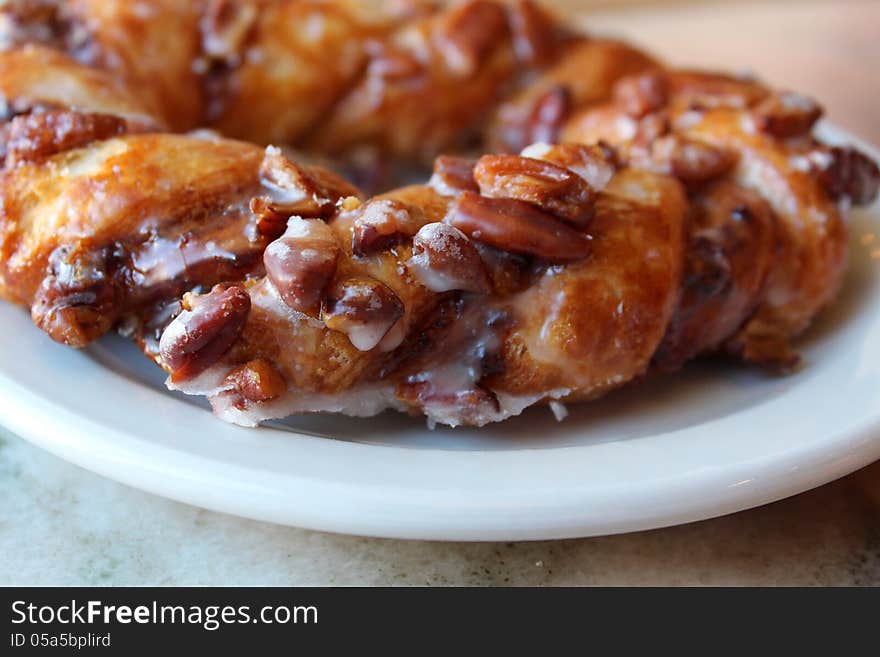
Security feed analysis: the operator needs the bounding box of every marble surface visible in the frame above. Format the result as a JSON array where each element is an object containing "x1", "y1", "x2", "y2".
[
  {"x1": 2, "y1": 0, "x2": 880, "y2": 586},
  {"x1": 2, "y1": 426, "x2": 878, "y2": 585}
]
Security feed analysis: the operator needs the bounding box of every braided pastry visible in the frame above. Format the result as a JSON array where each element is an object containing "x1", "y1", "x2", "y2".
[{"x1": 0, "y1": 1, "x2": 876, "y2": 428}]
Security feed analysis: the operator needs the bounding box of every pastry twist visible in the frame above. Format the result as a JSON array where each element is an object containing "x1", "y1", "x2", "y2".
[{"x1": 0, "y1": 1, "x2": 876, "y2": 427}]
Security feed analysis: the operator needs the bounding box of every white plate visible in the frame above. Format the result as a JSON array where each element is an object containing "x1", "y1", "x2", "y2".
[{"x1": 1, "y1": 125, "x2": 879, "y2": 541}]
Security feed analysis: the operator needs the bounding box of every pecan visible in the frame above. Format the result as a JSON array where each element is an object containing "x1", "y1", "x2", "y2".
[
  {"x1": 521, "y1": 142, "x2": 618, "y2": 192},
  {"x1": 613, "y1": 71, "x2": 669, "y2": 119},
  {"x1": 408, "y1": 222, "x2": 491, "y2": 293},
  {"x1": 752, "y1": 91, "x2": 823, "y2": 139},
  {"x1": 323, "y1": 277, "x2": 405, "y2": 351},
  {"x1": 524, "y1": 85, "x2": 571, "y2": 146},
  {"x1": 430, "y1": 155, "x2": 479, "y2": 195},
  {"x1": 263, "y1": 217, "x2": 340, "y2": 316},
  {"x1": 200, "y1": 0, "x2": 257, "y2": 64},
  {"x1": 506, "y1": 0, "x2": 562, "y2": 66},
  {"x1": 652, "y1": 135, "x2": 736, "y2": 185},
  {"x1": 473, "y1": 154, "x2": 597, "y2": 227},
  {"x1": 364, "y1": 39, "x2": 423, "y2": 81},
  {"x1": 159, "y1": 285, "x2": 251, "y2": 382},
  {"x1": 634, "y1": 112, "x2": 671, "y2": 147},
  {"x1": 31, "y1": 245, "x2": 119, "y2": 347},
  {"x1": 818, "y1": 146, "x2": 880, "y2": 206},
  {"x1": 351, "y1": 198, "x2": 423, "y2": 256},
  {"x1": 435, "y1": 0, "x2": 508, "y2": 78},
  {"x1": 251, "y1": 146, "x2": 358, "y2": 226},
  {"x1": 447, "y1": 191, "x2": 592, "y2": 261},
  {"x1": 224, "y1": 358, "x2": 286, "y2": 403},
  {"x1": 4, "y1": 110, "x2": 126, "y2": 167}
]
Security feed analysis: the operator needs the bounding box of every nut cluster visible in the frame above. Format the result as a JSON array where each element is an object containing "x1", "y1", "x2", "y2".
[
  {"x1": 250, "y1": 145, "x2": 359, "y2": 239},
  {"x1": 159, "y1": 284, "x2": 251, "y2": 383},
  {"x1": 437, "y1": 144, "x2": 609, "y2": 262}
]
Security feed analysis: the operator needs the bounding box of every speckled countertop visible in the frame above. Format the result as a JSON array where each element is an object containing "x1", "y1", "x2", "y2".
[
  {"x1": 2, "y1": 426, "x2": 878, "y2": 585},
  {"x1": 2, "y1": 0, "x2": 879, "y2": 586}
]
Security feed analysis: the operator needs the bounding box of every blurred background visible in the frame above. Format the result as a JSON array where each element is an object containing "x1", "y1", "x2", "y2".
[{"x1": 554, "y1": 0, "x2": 879, "y2": 142}]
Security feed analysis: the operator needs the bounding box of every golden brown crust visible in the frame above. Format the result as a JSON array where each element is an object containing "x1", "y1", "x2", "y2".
[
  {"x1": 0, "y1": 1, "x2": 876, "y2": 427},
  {"x1": 562, "y1": 70, "x2": 863, "y2": 369}
]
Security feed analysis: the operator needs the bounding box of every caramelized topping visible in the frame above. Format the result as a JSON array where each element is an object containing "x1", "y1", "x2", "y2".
[
  {"x1": 4, "y1": 110, "x2": 126, "y2": 167},
  {"x1": 435, "y1": 0, "x2": 509, "y2": 78},
  {"x1": 159, "y1": 285, "x2": 251, "y2": 382},
  {"x1": 351, "y1": 199, "x2": 423, "y2": 256},
  {"x1": 263, "y1": 218, "x2": 340, "y2": 316},
  {"x1": 224, "y1": 358, "x2": 286, "y2": 403},
  {"x1": 752, "y1": 91, "x2": 823, "y2": 139},
  {"x1": 409, "y1": 222, "x2": 491, "y2": 293},
  {"x1": 473, "y1": 153, "x2": 596, "y2": 227},
  {"x1": 322, "y1": 277, "x2": 405, "y2": 351},
  {"x1": 613, "y1": 71, "x2": 670, "y2": 119},
  {"x1": 251, "y1": 146, "x2": 359, "y2": 231},
  {"x1": 447, "y1": 191, "x2": 592, "y2": 262},
  {"x1": 431, "y1": 155, "x2": 479, "y2": 194}
]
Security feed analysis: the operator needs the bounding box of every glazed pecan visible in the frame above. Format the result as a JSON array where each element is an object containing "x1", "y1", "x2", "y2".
[
  {"x1": 524, "y1": 85, "x2": 571, "y2": 146},
  {"x1": 430, "y1": 155, "x2": 479, "y2": 194},
  {"x1": 613, "y1": 71, "x2": 669, "y2": 119},
  {"x1": 506, "y1": 0, "x2": 562, "y2": 66},
  {"x1": 634, "y1": 112, "x2": 671, "y2": 147},
  {"x1": 4, "y1": 110, "x2": 126, "y2": 167},
  {"x1": 521, "y1": 142, "x2": 618, "y2": 192},
  {"x1": 364, "y1": 39, "x2": 423, "y2": 81},
  {"x1": 263, "y1": 217, "x2": 340, "y2": 316},
  {"x1": 251, "y1": 147, "x2": 358, "y2": 231},
  {"x1": 435, "y1": 0, "x2": 508, "y2": 78},
  {"x1": 224, "y1": 358, "x2": 286, "y2": 403},
  {"x1": 818, "y1": 146, "x2": 880, "y2": 205},
  {"x1": 447, "y1": 191, "x2": 592, "y2": 261},
  {"x1": 473, "y1": 154, "x2": 597, "y2": 227},
  {"x1": 409, "y1": 222, "x2": 491, "y2": 293},
  {"x1": 159, "y1": 285, "x2": 251, "y2": 382},
  {"x1": 323, "y1": 277, "x2": 405, "y2": 351},
  {"x1": 752, "y1": 91, "x2": 823, "y2": 139},
  {"x1": 351, "y1": 198, "x2": 423, "y2": 256},
  {"x1": 653, "y1": 135, "x2": 736, "y2": 185},
  {"x1": 200, "y1": 0, "x2": 257, "y2": 64},
  {"x1": 31, "y1": 245, "x2": 119, "y2": 347}
]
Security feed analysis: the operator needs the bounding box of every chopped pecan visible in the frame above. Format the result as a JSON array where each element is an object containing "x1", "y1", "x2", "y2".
[
  {"x1": 31, "y1": 245, "x2": 119, "y2": 347},
  {"x1": 524, "y1": 85, "x2": 571, "y2": 146},
  {"x1": 323, "y1": 277, "x2": 405, "y2": 351},
  {"x1": 435, "y1": 0, "x2": 508, "y2": 78},
  {"x1": 224, "y1": 358, "x2": 286, "y2": 403},
  {"x1": 818, "y1": 146, "x2": 880, "y2": 206},
  {"x1": 408, "y1": 222, "x2": 491, "y2": 293},
  {"x1": 506, "y1": 0, "x2": 562, "y2": 66},
  {"x1": 4, "y1": 110, "x2": 127, "y2": 167},
  {"x1": 159, "y1": 285, "x2": 251, "y2": 382},
  {"x1": 351, "y1": 199, "x2": 423, "y2": 256},
  {"x1": 364, "y1": 39, "x2": 423, "y2": 81},
  {"x1": 251, "y1": 146, "x2": 358, "y2": 228},
  {"x1": 473, "y1": 154, "x2": 597, "y2": 227},
  {"x1": 430, "y1": 155, "x2": 479, "y2": 195},
  {"x1": 613, "y1": 71, "x2": 669, "y2": 119},
  {"x1": 200, "y1": 0, "x2": 257, "y2": 64},
  {"x1": 652, "y1": 135, "x2": 736, "y2": 185},
  {"x1": 447, "y1": 191, "x2": 592, "y2": 261},
  {"x1": 752, "y1": 91, "x2": 823, "y2": 139},
  {"x1": 263, "y1": 218, "x2": 340, "y2": 316},
  {"x1": 521, "y1": 142, "x2": 618, "y2": 192},
  {"x1": 634, "y1": 112, "x2": 671, "y2": 147}
]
